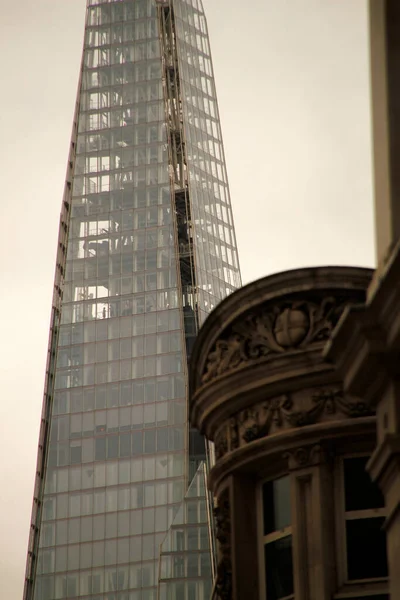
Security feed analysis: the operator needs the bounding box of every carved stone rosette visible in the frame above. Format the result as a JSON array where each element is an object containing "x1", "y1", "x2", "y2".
[{"x1": 284, "y1": 443, "x2": 325, "y2": 471}]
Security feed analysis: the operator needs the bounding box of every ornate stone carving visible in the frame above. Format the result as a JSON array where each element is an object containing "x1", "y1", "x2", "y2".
[
  {"x1": 284, "y1": 444, "x2": 325, "y2": 470},
  {"x1": 203, "y1": 335, "x2": 242, "y2": 384},
  {"x1": 311, "y1": 388, "x2": 371, "y2": 417},
  {"x1": 214, "y1": 495, "x2": 231, "y2": 548},
  {"x1": 215, "y1": 558, "x2": 232, "y2": 600},
  {"x1": 214, "y1": 493, "x2": 232, "y2": 600},
  {"x1": 213, "y1": 387, "x2": 373, "y2": 460},
  {"x1": 229, "y1": 417, "x2": 239, "y2": 451},
  {"x1": 214, "y1": 418, "x2": 240, "y2": 461},
  {"x1": 215, "y1": 430, "x2": 228, "y2": 460},
  {"x1": 202, "y1": 297, "x2": 348, "y2": 384}
]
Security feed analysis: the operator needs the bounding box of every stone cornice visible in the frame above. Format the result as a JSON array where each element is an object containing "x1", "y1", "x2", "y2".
[
  {"x1": 324, "y1": 245, "x2": 400, "y2": 403},
  {"x1": 212, "y1": 385, "x2": 373, "y2": 462},
  {"x1": 191, "y1": 347, "x2": 338, "y2": 438},
  {"x1": 209, "y1": 417, "x2": 376, "y2": 494}
]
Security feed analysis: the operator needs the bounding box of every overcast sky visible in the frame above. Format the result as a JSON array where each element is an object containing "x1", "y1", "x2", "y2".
[{"x1": 0, "y1": 1, "x2": 373, "y2": 597}]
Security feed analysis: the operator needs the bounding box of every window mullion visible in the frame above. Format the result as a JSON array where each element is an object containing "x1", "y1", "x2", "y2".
[{"x1": 263, "y1": 526, "x2": 292, "y2": 545}]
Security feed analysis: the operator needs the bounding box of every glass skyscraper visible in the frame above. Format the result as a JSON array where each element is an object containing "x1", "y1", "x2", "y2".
[{"x1": 24, "y1": 1, "x2": 240, "y2": 599}]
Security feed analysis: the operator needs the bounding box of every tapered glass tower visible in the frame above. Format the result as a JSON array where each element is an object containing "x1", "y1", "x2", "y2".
[{"x1": 24, "y1": 1, "x2": 240, "y2": 599}]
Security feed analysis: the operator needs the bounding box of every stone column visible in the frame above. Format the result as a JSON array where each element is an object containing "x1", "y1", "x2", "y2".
[
  {"x1": 367, "y1": 2, "x2": 400, "y2": 595},
  {"x1": 229, "y1": 475, "x2": 259, "y2": 600},
  {"x1": 368, "y1": 0, "x2": 400, "y2": 279},
  {"x1": 287, "y1": 446, "x2": 336, "y2": 600}
]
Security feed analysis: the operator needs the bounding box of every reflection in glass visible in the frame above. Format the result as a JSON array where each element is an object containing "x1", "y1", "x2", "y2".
[
  {"x1": 263, "y1": 476, "x2": 291, "y2": 535},
  {"x1": 30, "y1": 0, "x2": 241, "y2": 599}
]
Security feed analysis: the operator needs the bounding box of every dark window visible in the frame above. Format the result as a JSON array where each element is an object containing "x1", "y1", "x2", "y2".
[
  {"x1": 263, "y1": 476, "x2": 291, "y2": 535},
  {"x1": 262, "y1": 476, "x2": 293, "y2": 600},
  {"x1": 344, "y1": 456, "x2": 384, "y2": 511},
  {"x1": 189, "y1": 430, "x2": 206, "y2": 456},
  {"x1": 346, "y1": 518, "x2": 387, "y2": 580},
  {"x1": 264, "y1": 536, "x2": 294, "y2": 600},
  {"x1": 343, "y1": 456, "x2": 387, "y2": 582}
]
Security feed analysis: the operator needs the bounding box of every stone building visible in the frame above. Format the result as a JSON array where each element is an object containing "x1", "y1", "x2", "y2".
[{"x1": 189, "y1": 266, "x2": 389, "y2": 600}]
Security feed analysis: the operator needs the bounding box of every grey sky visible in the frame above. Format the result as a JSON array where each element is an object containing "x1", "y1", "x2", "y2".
[{"x1": 0, "y1": 1, "x2": 373, "y2": 597}]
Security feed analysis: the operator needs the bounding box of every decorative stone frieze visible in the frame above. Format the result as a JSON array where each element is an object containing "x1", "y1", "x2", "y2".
[{"x1": 213, "y1": 386, "x2": 372, "y2": 460}]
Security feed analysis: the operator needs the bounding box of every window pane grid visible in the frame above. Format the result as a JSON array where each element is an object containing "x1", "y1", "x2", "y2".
[
  {"x1": 341, "y1": 456, "x2": 388, "y2": 584},
  {"x1": 32, "y1": 0, "x2": 241, "y2": 597},
  {"x1": 261, "y1": 476, "x2": 294, "y2": 600}
]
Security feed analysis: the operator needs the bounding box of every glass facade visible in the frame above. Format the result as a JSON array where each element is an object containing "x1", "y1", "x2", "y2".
[
  {"x1": 158, "y1": 463, "x2": 213, "y2": 600},
  {"x1": 173, "y1": 0, "x2": 241, "y2": 322},
  {"x1": 25, "y1": 2, "x2": 240, "y2": 600}
]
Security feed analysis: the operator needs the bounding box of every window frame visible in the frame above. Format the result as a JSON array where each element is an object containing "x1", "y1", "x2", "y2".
[
  {"x1": 335, "y1": 453, "x2": 388, "y2": 590},
  {"x1": 257, "y1": 474, "x2": 295, "y2": 600}
]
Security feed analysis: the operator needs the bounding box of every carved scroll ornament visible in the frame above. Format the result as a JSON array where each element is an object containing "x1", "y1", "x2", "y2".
[{"x1": 202, "y1": 297, "x2": 347, "y2": 384}]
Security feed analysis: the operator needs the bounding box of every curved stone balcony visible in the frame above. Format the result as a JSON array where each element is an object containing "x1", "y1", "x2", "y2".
[{"x1": 189, "y1": 267, "x2": 380, "y2": 600}]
